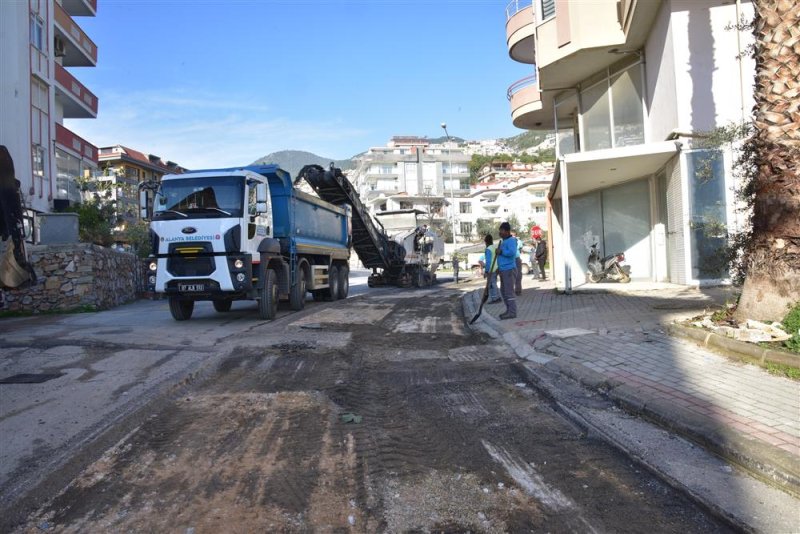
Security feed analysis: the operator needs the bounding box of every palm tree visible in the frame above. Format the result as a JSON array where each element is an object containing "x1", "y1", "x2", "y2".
[{"x1": 735, "y1": 0, "x2": 800, "y2": 321}]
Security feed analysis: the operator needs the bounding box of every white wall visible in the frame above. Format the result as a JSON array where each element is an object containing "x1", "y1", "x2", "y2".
[
  {"x1": 670, "y1": 0, "x2": 755, "y2": 133},
  {"x1": 645, "y1": 0, "x2": 679, "y2": 142},
  {"x1": 0, "y1": 2, "x2": 39, "y2": 211}
]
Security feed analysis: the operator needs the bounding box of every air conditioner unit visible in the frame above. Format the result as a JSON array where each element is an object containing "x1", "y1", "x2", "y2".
[{"x1": 54, "y1": 36, "x2": 66, "y2": 58}]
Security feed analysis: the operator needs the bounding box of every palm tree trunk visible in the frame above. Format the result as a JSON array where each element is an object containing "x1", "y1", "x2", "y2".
[{"x1": 735, "y1": 0, "x2": 800, "y2": 322}]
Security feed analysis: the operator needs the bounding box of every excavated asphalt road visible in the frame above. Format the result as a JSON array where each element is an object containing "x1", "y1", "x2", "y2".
[{"x1": 10, "y1": 288, "x2": 731, "y2": 532}]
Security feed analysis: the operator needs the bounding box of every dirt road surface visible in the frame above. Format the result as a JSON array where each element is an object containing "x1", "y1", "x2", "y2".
[{"x1": 17, "y1": 289, "x2": 730, "y2": 533}]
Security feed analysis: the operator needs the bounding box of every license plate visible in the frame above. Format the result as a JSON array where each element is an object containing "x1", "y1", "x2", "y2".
[{"x1": 178, "y1": 283, "x2": 206, "y2": 292}]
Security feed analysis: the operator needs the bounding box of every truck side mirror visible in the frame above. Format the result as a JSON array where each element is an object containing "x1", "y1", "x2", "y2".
[
  {"x1": 139, "y1": 190, "x2": 149, "y2": 220},
  {"x1": 256, "y1": 183, "x2": 268, "y2": 214}
]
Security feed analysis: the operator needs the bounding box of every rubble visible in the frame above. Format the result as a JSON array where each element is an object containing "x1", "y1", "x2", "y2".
[{"x1": 692, "y1": 315, "x2": 791, "y2": 343}]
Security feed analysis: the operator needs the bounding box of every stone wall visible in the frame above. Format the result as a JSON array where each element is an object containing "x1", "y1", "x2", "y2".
[{"x1": 0, "y1": 243, "x2": 144, "y2": 313}]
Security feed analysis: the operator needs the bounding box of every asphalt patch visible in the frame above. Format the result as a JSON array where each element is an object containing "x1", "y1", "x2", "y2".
[{"x1": 0, "y1": 373, "x2": 65, "y2": 384}]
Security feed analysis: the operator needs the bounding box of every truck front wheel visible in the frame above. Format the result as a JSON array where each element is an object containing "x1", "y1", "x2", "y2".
[
  {"x1": 258, "y1": 269, "x2": 278, "y2": 320},
  {"x1": 169, "y1": 297, "x2": 194, "y2": 321}
]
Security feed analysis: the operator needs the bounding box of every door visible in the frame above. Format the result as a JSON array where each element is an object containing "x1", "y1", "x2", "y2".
[{"x1": 245, "y1": 179, "x2": 272, "y2": 259}]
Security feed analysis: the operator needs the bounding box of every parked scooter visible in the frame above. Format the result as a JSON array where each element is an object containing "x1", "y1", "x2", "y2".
[{"x1": 586, "y1": 243, "x2": 631, "y2": 283}]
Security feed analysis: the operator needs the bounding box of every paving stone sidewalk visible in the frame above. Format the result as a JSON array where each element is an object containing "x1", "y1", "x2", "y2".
[{"x1": 463, "y1": 275, "x2": 800, "y2": 497}]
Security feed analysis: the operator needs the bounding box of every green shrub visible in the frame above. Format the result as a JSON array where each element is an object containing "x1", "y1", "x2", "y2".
[
  {"x1": 783, "y1": 302, "x2": 800, "y2": 352},
  {"x1": 67, "y1": 200, "x2": 117, "y2": 246}
]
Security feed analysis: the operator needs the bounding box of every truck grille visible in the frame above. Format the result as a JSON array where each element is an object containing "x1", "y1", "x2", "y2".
[{"x1": 167, "y1": 243, "x2": 215, "y2": 277}]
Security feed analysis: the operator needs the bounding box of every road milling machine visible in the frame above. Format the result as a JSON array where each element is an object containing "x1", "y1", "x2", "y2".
[{"x1": 298, "y1": 164, "x2": 444, "y2": 288}]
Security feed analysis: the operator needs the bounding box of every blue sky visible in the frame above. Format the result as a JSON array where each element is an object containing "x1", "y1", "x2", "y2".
[{"x1": 66, "y1": 0, "x2": 533, "y2": 168}]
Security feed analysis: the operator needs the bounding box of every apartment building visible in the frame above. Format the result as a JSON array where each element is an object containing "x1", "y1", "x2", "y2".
[
  {"x1": 505, "y1": 0, "x2": 755, "y2": 289},
  {"x1": 0, "y1": 0, "x2": 99, "y2": 230},
  {"x1": 462, "y1": 162, "x2": 553, "y2": 241},
  {"x1": 93, "y1": 145, "x2": 186, "y2": 227},
  {"x1": 349, "y1": 136, "x2": 471, "y2": 242}
]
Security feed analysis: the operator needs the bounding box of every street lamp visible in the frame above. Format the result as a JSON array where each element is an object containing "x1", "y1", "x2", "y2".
[{"x1": 441, "y1": 122, "x2": 457, "y2": 247}]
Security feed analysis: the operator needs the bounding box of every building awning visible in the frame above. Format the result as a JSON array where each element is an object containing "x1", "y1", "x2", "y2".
[{"x1": 550, "y1": 141, "x2": 681, "y2": 199}]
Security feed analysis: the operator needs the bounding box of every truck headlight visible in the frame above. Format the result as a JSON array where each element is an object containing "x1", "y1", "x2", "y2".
[
  {"x1": 236, "y1": 273, "x2": 246, "y2": 282},
  {"x1": 234, "y1": 259, "x2": 244, "y2": 269},
  {"x1": 149, "y1": 261, "x2": 157, "y2": 271}
]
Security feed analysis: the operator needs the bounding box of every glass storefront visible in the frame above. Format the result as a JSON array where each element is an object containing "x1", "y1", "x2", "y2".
[
  {"x1": 687, "y1": 150, "x2": 728, "y2": 280},
  {"x1": 569, "y1": 178, "x2": 652, "y2": 280}
]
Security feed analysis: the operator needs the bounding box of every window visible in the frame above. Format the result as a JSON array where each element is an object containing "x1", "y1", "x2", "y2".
[
  {"x1": 540, "y1": 0, "x2": 555, "y2": 20},
  {"x1": 248, "y1": 181, "x2": 257, "y2": 215},
  {"x1": 460, "y1": 222, "x2": 473, "y2": 237},
  {"x1": 55, "y1": 148, "x2": 82, "y2": 203},
  {"x1": 154, "y1": 176, "x2": 245, "y2": 219},
  {"x1": 687, "y1": 150, "x2": 728, "y2": 280},
  {"x1": 534, "y1": 191, "x2": 546, "y2": 198},
  {"x1": 32, "y1": 145, "x2": 45, "y2": 179},
  {"x1": 377, "y1": 178, "x2": 397, "y2": 191},
  {"x1": 582, "y1": 81, "x2": 612, "y2": 151},
  {"x1": 30, "y1": 15, "x2": 44, "y2": 51},
  {"x1": 611, "y1": 68, "x2": 645, "y2": 147},
  {"x1": 459, "y1": 202, "x2": 471, "y2": 214},
  {"x1": 399, "y1": 201, "x2": 413, "y2": 210},
  {"x1": 31, "y1": 79, "x2": 48, "y2": 111},
  {"x1": 535, "y1": 206, "x2": 546, "y2": 213},
  {"x1": 371, "y1": 164, "x2": 394, "y2": 175},
  {"x1": 580, "y1": 63, "x2": 645, "y2": 151}
]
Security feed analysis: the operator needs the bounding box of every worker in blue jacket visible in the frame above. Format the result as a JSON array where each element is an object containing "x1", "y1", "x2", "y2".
[
  {"x1": 496, "y1": 222, "x2": 518, "y2": 319},
  {"x1": 483, "y1": 234, "x2": 501, "y2": 303}
]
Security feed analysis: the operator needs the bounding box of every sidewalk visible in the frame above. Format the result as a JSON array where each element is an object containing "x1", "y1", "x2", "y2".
[{"x1": 462, "y1": 275, "x2": 800, "y2": 500}]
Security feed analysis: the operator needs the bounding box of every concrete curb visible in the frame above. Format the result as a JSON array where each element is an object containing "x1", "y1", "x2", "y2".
[
  {"x1": 535, "y1": 349, "x2": 800, "y2": 499},
  {"x1": 514, "y1": 362, "x2": 800, "y2": 534},
  {"x1": 462, "y1": 291, "x2": 800, "y2": 500},
  {"x1": 666, "y1": 323, "x2": 800, "y2": 369}
]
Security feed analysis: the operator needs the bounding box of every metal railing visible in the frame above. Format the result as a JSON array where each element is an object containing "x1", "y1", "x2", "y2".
[
  {"x1": 506, "y1": 73, "x2": 538, "y2": 100},
  {"x1": 505, "y1": 0, "x2": 533, "y2": 20}
]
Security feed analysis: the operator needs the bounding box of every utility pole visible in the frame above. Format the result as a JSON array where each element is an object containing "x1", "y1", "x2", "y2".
[{"x1": 441, "y1": 122, "x2": 457, "y2": 248}]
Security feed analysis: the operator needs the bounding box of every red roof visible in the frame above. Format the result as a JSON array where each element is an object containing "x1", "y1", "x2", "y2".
[{"x1": 98, "y1": 145, "x2": 187, "y2": 174}]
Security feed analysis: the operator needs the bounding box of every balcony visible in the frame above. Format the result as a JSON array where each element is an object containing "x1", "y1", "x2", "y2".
[
  {"x1": 55, "y1": 123, "x2": 98, "y2": 166},
  {"x1": 507, "y1": 74, "x2": 555, "y2": 130},
  {"x1": 506, "y1": 0, "x2": 536, "y2": 64},
  {"x1": 54, "y1": 63, "x2": 97, "y2": 118},
  {"x1": 54, "y1": 2, "x2": 97, "y2": 66},
  {"x1": 534, "y1": 0, "x2": 625, "y2": 88},
  {"x1": 60, "y1": 0, "x2": 97, "y2": 17}
]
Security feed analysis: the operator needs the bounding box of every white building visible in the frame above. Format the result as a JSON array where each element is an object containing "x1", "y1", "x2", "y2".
[
  {"x1": 460, "y1": 162, "x2": 553, "y2": 242},
  {"x1": 505, "y1": 0, "x2": 755, "y2": 289},
  {"x1": 349, "y1": 136, "x2": 471, "y2": 243},
  {"x1": 462, "y1": 139, "x2": 514, "y2": 157},
  {"x1": 0, "y1": 0, "x2": 99, "y2": 230}
]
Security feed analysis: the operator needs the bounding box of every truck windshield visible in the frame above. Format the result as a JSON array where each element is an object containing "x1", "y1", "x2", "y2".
[{"x1": 154, "y1": 176, "x2": 244, "y2": 219}]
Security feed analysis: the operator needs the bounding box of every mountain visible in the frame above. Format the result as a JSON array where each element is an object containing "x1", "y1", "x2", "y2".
[{"x1": 250, "y1": 150, "x2": 356, "y2": 178}]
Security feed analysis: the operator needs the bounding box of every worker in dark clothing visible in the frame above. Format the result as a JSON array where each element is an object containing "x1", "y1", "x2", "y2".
[{"x1": 535, "y1": 238, "x2": 548, "y2": 281}]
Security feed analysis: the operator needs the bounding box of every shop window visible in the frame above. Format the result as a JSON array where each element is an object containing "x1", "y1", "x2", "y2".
[{"x1": 688, "y1": 150, "x2": 728, "y2": 280}]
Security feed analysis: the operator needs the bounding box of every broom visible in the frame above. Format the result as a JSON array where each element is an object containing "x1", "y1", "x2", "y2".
[{"x1": 469, "y1": 239, "x2": 501, "y2": 324}]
